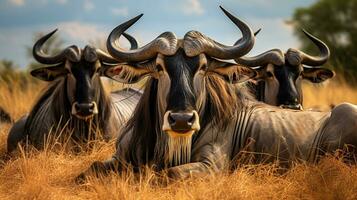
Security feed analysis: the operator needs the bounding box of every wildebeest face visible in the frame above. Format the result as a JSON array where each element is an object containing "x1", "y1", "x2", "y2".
[
  {"x1": 31, "y1": 46, "x2": 104, "y2": 120},
  {"x1": 103, "y1": 50, "x2": 201, "y2": 134},
  {"x1": 106, "y1": 50, "x2": 256, "y2": 135},
  {"x1": 30, "y1": 29, "x2": 136, "y2": 120},
  {"x1": 254, "y1": 61, "x2": 334, "y2": 110},
  {"x1": 66, "y1": 50, "x2": 100, "y2": 119},
  {"x1": 160, "y1": 49, "x2": 199, "y2": 135}
]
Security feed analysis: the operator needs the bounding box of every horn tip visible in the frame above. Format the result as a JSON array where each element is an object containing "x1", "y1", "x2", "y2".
[
  {"x1": 49, "y1": 28, "x2": 59, "y2": 36},
  {"x1": 219, "y1": 5, "x2": 230, "y2": 15},
  {"x1": 219, "y1": 6, "x2": 238, "y2": 22},
  {"x1": 254, "y1": 28, "x2": 261, "y2": 37},
  {"x1": 136, "y1": 13, "x2": 144, "y2": 19},
  {"x1": 301, "y1": 28, "x2": 314, "y2": 38}
]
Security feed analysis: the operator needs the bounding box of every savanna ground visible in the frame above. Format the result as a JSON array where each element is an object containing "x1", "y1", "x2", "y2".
[{"x1": 0, "y1": 76, "x2": 357, "y2": 200}]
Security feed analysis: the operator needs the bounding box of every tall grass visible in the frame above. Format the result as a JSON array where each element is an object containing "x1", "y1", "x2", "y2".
[
  {"x1": 0, "y1": 77, "x2": 357, "y2": 199},
  {"x1": 0, "y1": 79, "x2": 43, "y2": 119},
  {"x1": 303, "y1": 76, "x2": 357, "y2": 110}
]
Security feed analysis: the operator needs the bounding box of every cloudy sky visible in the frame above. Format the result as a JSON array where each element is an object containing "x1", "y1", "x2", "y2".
[{"x1": 0, "y1": 0, "x2": 315, "y2": 67}]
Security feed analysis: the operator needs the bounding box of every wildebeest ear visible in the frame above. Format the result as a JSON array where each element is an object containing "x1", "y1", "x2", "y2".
[
  {"x1": 101, "y1": 64, "x2": 152, "y2": 84},
  {"x1": 302, "y1": 67, "x2": 335, "y2": 83},
  {"x1": 208, "y1": 61, "x2": 257, "y2": 83},
  {"x1": 30, "y1": 64, "x2": 69, "y2": 81}
]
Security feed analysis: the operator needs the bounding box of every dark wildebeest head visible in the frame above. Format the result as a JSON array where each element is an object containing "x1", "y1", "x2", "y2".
[
  {"x1": 6, "y1": 31, "x2": 140, "y2": 152},
  {"x1": 31, "y1": 30, "x2": 137, "y2": 120},
  {"x1": 236, "y1": 30, "x2": 334, "y2": 110},
  {"x1": 103, "y1": 7, "x2": 256, "y2": 166}
]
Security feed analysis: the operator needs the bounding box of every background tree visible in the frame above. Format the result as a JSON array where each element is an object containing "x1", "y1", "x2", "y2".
[
  {"x1": 291, "y1": 0, "x2": 357, "y2": 83},
  {"x1": 0, "y1": 59, "x2": 29, "y2": 91},
  {"x1": 0, "y1": 59, "x2": 20, "y2": 83}
]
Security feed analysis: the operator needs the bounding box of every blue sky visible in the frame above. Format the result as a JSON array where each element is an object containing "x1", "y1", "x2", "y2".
[{"x1": 0, "y1": 0, "x2": 315, "y2": 68}]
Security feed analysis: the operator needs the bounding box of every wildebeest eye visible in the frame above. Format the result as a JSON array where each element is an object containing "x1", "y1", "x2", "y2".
[
  {"x1": 266, "y1": 71, "x2": 274, "y2": 78},
  {"x1": 96, "y1": 67, "x2": 101, "y2": 73},
  {"x1": 156, "y1": 64, "x2": 163, "y2": 72},
  {"x1": 200, "y1": 64, "x2": 208, "y2": 71}
]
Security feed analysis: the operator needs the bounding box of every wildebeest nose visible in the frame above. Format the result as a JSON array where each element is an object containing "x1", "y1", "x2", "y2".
[
  {"x1": 77, "y1": 103, "x2": 94, "y2": 114},
  {"x1": 72, "y1": 102, "x2": 98, "y2": 118},
  {"x1": 168, "y1": 112, "x2": 195, "y2": 133}
]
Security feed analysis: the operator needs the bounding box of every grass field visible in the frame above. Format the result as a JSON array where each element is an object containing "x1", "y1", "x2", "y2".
[{"x1": 0, "y1": 77, "x2": 357, "y2": 200}]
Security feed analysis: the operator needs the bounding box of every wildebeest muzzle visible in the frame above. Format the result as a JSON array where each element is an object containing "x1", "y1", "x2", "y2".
[
  {"x1": 280, "y1": 103, "x2": 303, "y2": 110},
  {"x1": 71, "y1": 101, "x2": 98, "y2": 120},
  {"x1": 162, "y1": 110, "x2": 200, "y2": 135}
]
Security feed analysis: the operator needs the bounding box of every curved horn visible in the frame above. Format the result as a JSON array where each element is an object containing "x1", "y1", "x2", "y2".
[
  {"x1": 234, "y1": 49, "x2": 285, "y2": 67},
  {"x1": 33, "y1": 29, "x2": 66, "y2": 64},
  {"x1": 234, "y1": 28, "x2": 261, "y2": 46},
  {"x1": 33, "y1": 29, "x2": 81, "y2": 64},
  {"x1": 107, "y1": 14, "x2": 178, "y2": 62},
  {"x1": 183, "y1": 6, "x2": 255, "y2": 59},
  {"x1": 96, "y1": 49, "x2": 118, "y2": 64},
  {"x1": 122, "y1": 32, "x2": 138, "y2": 50},
  {"x1": 287, "y1": 29, "x2": 330, "y2": 66},
  {"x1": 97, "y1": 33, "x2": 139, "y2": 64}
]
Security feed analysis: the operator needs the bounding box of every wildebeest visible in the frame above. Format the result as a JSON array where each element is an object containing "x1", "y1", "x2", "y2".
[
  {"x1": 78, "y1": 7, "x2": 357, "y2": 181},
  {"x1": 236, "y1": 30, "x2": 334, "y2": 110},
  {"x1": 7, "y1": 30, "x2": 141, "y2": 152}
]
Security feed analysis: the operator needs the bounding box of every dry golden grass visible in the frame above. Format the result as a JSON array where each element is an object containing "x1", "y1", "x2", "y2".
[
  {"x1": 0, "y1": 77, "x2": 357, "y2": 200},
  {"x1": 303, "y1": 76, "x2": 357, "y2": 110}
]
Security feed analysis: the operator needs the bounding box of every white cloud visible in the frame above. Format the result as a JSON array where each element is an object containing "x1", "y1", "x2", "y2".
[
  {"x1": 7, "y1": 0, "x2": 77, "y2": 7},
  {"x1": 56, "y1": 0, "x2": 67, "y2": 5},
  {"x1": 83, "y1": 0, "x2": 94, "y2": 11},
  {"x1": 181, "y1": 0, "x2": 204, "y2": 15},
  {"x1": 57, "y1": 22, "x2": 106, "y2": 43},
  {"x1": 111, "y1": 7, "x2": 129, "y2": 17},
  {"x1": 8, "y1": 0, "x2": 25, "y2": 6}
]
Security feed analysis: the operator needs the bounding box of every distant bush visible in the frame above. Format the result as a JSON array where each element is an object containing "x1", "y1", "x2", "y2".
[
  {"x1": 0, "y1": 59, "x2": 37, "y2": 92},
  {"x1": 291, "y1": 0, "x2": 357, "y2": 84}
]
